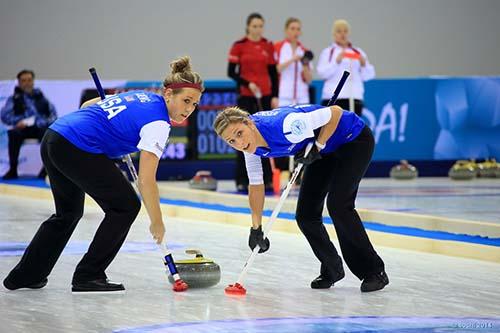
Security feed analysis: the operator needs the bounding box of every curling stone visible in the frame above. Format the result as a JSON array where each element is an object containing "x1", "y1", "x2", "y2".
[
  {"x1": 188, "y1": 170, "x2": 217, "y2": 191},
  {"x1": 448, "y1": 160, "x2": 476, "y2": 180},
  {"x1": 168, "y1": 249, "x2": 221, "y2": 288},
  {"x1": 477, "y1": 159, "x2": 500, "y2": 178},
  {"x1": 390, "y1": 160, "x2": 418, "y2": 180}
]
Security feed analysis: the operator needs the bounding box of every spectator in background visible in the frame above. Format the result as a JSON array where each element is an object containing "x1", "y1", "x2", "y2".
[
  {"x1": 275, "y1": 17, "x2": 313, "y2": 106},
  {"x1": 1, "y1": 70, "x2": 57, "y2": 179},
  {"x1": 317, "y1": 19, "x2": 375, "y2": 116},
  {"x1": 227, "y1": 12, "x2": 279, "y2": 192},
  {"x1": 274, "y1": 17, "x2": 314, "y2": 175}
]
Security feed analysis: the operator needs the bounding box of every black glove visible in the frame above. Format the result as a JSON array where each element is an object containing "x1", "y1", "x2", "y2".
[
  {"x1": 248, "y1": 226, "x2": 270, "y2": 253},
  {"x1": 294, "y1": 143, "x2": 322, "y2": 165},
  {"x1": 301, "y1": 50, "x2": 314, "y2": 65}
]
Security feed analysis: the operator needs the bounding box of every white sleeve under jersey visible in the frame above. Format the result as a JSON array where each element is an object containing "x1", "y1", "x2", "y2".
[
  {"x1": 137, "y1": 120, "x2": 171, "y2": 159},
  {"x1": 245, "y1": 152, "x2": 264, "y2": 185},
  {"x1": 245, "y1": 106, "x2": 332, "y2": 185},
  {"x1": 282, "y1": 106, "x2": 332, "y2": 143}
]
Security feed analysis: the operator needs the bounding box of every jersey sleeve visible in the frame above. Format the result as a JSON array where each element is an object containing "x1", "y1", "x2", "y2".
[
  {"x1": 282, "y1": 107, "x2": 332, "y2": 143},
  {"x1": 137, "y1": 120, "x2": 171, "y2": 159},
  {"x1": 244, "y1": 152, "x2": 264, "y2": 185},
  {"x1": 228, "y1": 42, "x2": 241, "y2": 64}
]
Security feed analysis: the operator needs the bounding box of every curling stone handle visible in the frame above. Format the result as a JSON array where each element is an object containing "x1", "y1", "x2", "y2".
[{"x1": 185, "y1": 249, "x2": 204, "y2": 258}]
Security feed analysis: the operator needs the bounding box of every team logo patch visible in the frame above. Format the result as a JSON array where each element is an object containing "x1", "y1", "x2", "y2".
[{"x1": 290, "y1": 119, "x2": 306, "y2": 136}]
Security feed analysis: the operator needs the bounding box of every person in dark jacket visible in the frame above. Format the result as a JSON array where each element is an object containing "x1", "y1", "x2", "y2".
[{"x1": 1, "y1": 69, "x2": 57, "y2": 179}]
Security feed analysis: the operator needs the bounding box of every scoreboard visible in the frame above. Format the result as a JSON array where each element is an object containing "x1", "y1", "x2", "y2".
[
  {"x1": 189, "y1": 88, "x2": 237, "y2": 160},
  {"x1": 80, "y1": 86, "x2": 238, "y2": 161}
]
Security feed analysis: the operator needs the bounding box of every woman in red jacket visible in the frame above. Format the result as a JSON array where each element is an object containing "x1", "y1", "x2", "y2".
[{"x1": 227, "y1": 12, "x2": 279, "y2": 192}]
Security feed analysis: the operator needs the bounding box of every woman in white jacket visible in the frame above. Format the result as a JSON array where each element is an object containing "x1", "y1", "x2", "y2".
[
  {"x1": 317, "y1": 19, "x2": 375, "y2": 116},
  {"x1": 275, "y1": 17, "x2": 313, "y2": 107},
  {"x1": 274, "y1": 17, "x2": 314, "y2": 173}
]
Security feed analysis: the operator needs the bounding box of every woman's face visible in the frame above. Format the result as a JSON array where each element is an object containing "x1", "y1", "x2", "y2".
[
  {"x1": 285, "y1": 21, "x2": 302, "y2": 42},
  {"x1": 247, "y1": 18, "x2": 264, "y2": 39},
  {"x1": 164, "y1": 88, "x2": 201, "y2": 123},
  {"x1": 334, "y1": 25, "x2": 349, "y2": 45},
  {"x1": 221, "y1": 121, "x2": 259, "y2": 153}
]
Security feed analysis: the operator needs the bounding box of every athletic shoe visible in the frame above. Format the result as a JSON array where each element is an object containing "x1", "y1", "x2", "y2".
[
  {"x1": 72, "y1": 279, "x2": 125, "y2": 293},
  {"x1": 3, "y1": 277, "x2": 48, "y2": 290},
  {"x1": 2, "y1": 170, "x2": 18, "y2": 180},
  {"x1": 311, "y1": 267, "x2": 345, "y2": 289},
  {"x1": 360, "y1": 271, "x2": 389, "y2": 292}
]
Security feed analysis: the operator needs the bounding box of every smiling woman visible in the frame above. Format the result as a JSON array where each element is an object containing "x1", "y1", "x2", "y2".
[{"x1": 3, "y1": 56, "x2": 204, "y2": 294}]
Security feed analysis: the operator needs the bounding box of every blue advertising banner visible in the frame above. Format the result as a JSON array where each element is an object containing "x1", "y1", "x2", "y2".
[
  {"x1": 433, "y1": 78, "x2": 500, "y2": 160},
  {"x1": 363, "y1": 79, "x2": 439, "y2": 160},
  {"x1": 317, "y1": 77, "x2": 500, "y2": 161}
]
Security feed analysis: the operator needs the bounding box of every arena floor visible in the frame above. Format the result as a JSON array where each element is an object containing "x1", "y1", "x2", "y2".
[{"x1": 1, "y1": 177, "x2": 499, "y2": 332}]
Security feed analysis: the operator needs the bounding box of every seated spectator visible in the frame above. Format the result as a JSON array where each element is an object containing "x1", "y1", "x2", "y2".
[{"x1": 1, "y1": 69, "x2": 57, "y2": 179}]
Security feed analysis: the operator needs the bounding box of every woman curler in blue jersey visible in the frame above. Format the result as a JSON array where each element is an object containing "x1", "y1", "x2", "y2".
[
  {"x1": 213, "y1": 104, "x2": 388, "y2": 292},
  {"x1": 4, "y1": 56, "x2": 204, "y2": 293}
]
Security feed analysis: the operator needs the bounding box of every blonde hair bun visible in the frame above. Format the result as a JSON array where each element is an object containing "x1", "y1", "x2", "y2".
[{"x1": 170, "y1": 56, "x2": 192, "y2": 75}]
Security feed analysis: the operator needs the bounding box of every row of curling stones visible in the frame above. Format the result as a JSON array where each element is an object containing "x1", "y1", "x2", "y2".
[
  {"x1": 476, "y1": 159, "x2": 500, "y2": 178},
  {"x1": 390, "y1": 160, "x2": 418, "y2": 180},
  {"x1": 188, "y1": 170, "x2": 217, "y2": 191},
  {"x1": 167, "y1": 249, "x2": 221, "y2": 288},
  {"x1": 449, "y1": 159, "x2": 500, "y2": 180}
]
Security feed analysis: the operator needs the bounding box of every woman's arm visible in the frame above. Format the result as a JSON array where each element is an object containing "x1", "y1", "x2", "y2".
[
  {"x1": 317, "y1": 48, "x2": 341, "y2": 80},
  {"x1": 227, "y1": 62, "x2": 250, "y2": 87},
  {"x1": 316, "y1": 106, "x2": 343, "y2": 147},
  {"x1": 277, "y1": 54, "x2": 302, "y2": 73},
  {"x1": 248, "y1": 184, "x2": 265, "y2": 229},
  {"x1": 267, "y1": 64, "x2": 280, "y2": 108},
  {"x1": 302, "y1": 63, "x2": 313, "y2": 84},
  {"x1": 138, "y1": 150, "x2": 165, "y2": 244},
  {"x1": 244, "y1": 152, "x2": 265, "y2": 228},
  {"x1": 359, "y1": 49, "x2": 376, "y2": 81}
]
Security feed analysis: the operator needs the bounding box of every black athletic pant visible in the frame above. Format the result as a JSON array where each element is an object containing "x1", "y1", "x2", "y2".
[
  {"x1": 295, "y1": 126, "x2": 384, "y2": 280},
  {"x1": 322, "y1": 98, "x2": 364, "y2": 117},
  {"x1": 235, "y1": 95, "x2": 273, "y2": 188},
  {"x1": 6, "y1": 126, "x2": 46, "y2": 173},
  {"x1": 5, "y1": 129, "x2": 141, "y2": 286}
]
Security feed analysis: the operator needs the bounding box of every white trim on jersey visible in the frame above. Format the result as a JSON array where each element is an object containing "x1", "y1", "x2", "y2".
[
  {"x1": 137, "y1": 120, "x2": 171, "y2": 159},
  {"x1": 244, "y1": 152, "x2": 264, "y2": 185}
]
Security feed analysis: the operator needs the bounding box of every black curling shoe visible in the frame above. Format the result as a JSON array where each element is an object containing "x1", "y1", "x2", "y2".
[
  {"x1": 72, "y1": 279, "x2": 125, "y2": 293},
  {"x1": 3, "y1": 277, "x2": 48, "y2": 290},
  {"x1": 311, "y1": 268, "x2": 345, "y2": 289},
  {"x1": 360, "y1": 271, "x2": 389, "y2": 292}
]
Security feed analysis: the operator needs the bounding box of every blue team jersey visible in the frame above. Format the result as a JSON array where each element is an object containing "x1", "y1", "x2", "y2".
[
  {"x1": 251, "y1": 104, "x2": 365, "y2": 158},
  {"x1": 50, "y1": 90, "x2": 170, "y2": 158}
]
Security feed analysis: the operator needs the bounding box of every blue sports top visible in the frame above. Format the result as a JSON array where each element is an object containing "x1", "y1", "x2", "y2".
[
  {"x1": 50, "y1": 90, "x2": 171, "y2": 159},
  {"x1": 244, "y1": 104, "x2": 365, "y2": 185},
  {"x1": 251, "y1": 104, "x2": 365, "y2": 158}
]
